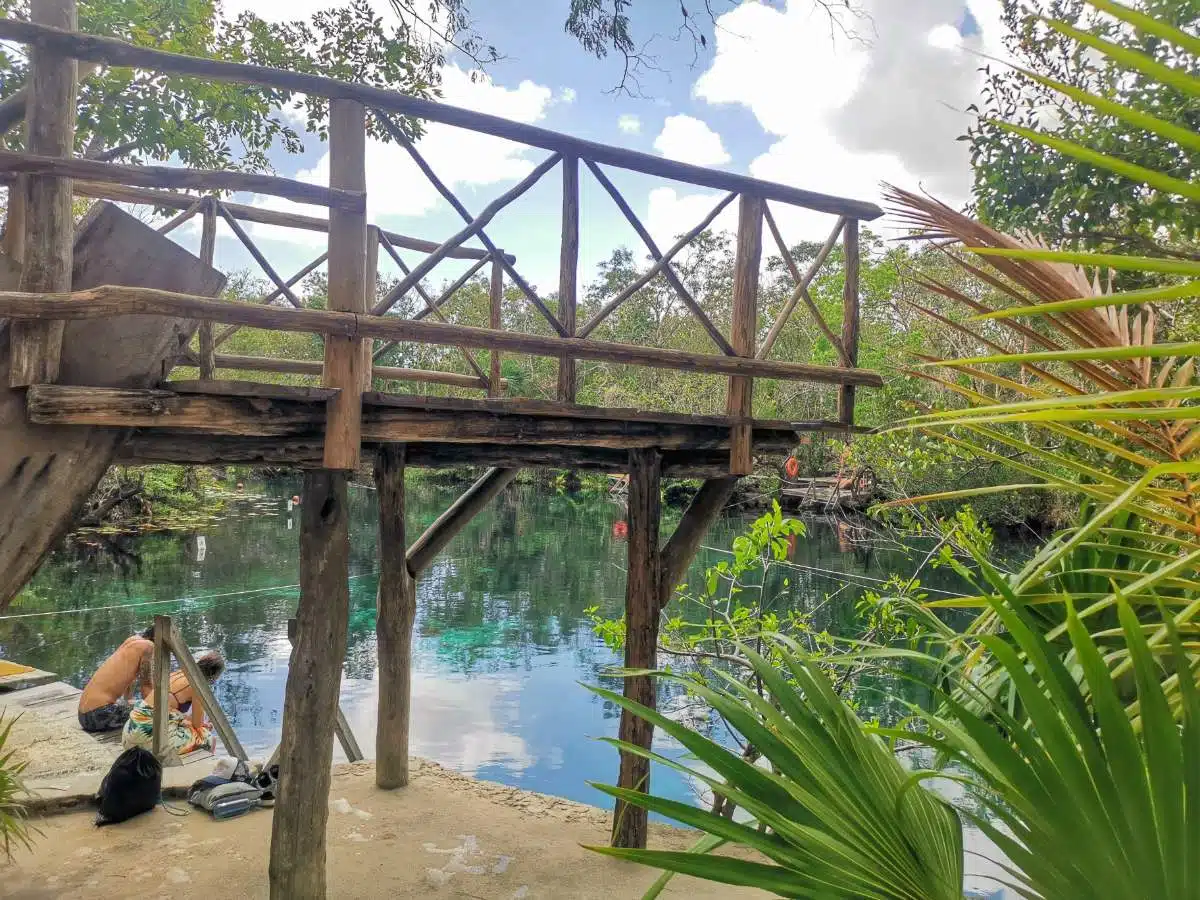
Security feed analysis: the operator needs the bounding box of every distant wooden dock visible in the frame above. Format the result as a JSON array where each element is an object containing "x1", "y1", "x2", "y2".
[{"x1": 780, "y1": 471, "x2": 876, "y2": 511}]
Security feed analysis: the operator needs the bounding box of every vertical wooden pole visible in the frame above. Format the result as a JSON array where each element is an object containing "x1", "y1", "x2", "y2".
[
  {"x1": 364, "y1": 225, "x2": 380, "y2": 392},
  {"x1": 151, "y1": 614, "x2": 171, "y2": 761},
  {"x1": 837, "y1": 219, "x2": 861, "y2": 426},
  {"x1": 488, "y1": 256, "x2": 503, "y2": 398},
  {"x1": 2, "y1": 179, "x2": 26, "y2": 263},
  {"x1": 557, "y1": 155, "x2": 579, "y2": 403},
  {"x1": 197, "y1": 198, "x2": 218, "y2": 380},
  {"x1": 269, "y1": 470, "x2": 352, "y2": 900},
  {"x1": 726, "y1": 194, "x2": 763, "y2": 475},
  {"x1": 612, "y1": 447, "x2": 662, "y2": 850},
  {"x1": 375, "y1": 443, "x2": 416, "y2": 788},
  {"x1": 9, "y1": 0, "x2": 76, "y2": 386},
  {"x1": 322, "y1": 99, "x2": 368, "y2": 470}
]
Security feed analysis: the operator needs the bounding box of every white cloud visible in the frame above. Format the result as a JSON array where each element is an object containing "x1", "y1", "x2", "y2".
[
  {"x1": 245, "y1": 65, "x2": 554, "y2": 247},
  {"x1": 653, "y1": 114, "x2": 731, "y2": 167},
  {"x1": 677, "y1": 0, "x2": 1005, "y2": 242},
  {"x1": 617, "y1": 114, "x2": 642, "y2": 134},
  {"x1": 556, "y1": 87, "x2": 577, "y2": 104},
  {"x1": 645, "y1": 187, "x2": 738, "y2": 250}
]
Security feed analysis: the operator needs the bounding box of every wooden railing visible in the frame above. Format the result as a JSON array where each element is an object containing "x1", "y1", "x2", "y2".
[{"x1": 0, "y1": 15, "x2": 884, "y2": 475}]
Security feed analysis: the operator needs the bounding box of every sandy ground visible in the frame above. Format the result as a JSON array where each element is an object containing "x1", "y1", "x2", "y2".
[
  {"x1": 3, "y1": 759, "x2": 763, "y2": 900},
  {"x1": 5, "y1": 711, "x2": 115, "y2": 780}
]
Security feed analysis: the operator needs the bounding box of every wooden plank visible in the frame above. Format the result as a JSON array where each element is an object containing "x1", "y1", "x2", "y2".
[
  {"x1": 0, "y1": 202, "x2": 226, "y2": 610},
  {"x1": 584, "y1": 159, "x2": 734, "y2": 356},
  {"x1": 269, "y1": 470, "x2": 352, "y2": 899},
  {"x1": 489, "y1": 258, "x2": 502, "y2": 397},
  {"x1": 0, "y1": 147, "x2": 362, "y2": 210},
  {"x1": 578, "y1": 192, "x2": 737, "y2": 339},
  {"x1": 168, "y1": 379, "x2": 339, "y2": 401},
  {"x1": 758, "y1": 208, "x2": 847, "y2": 362},
  {"x1": 167, "y1": 623, "x2": 247, "y2": 760},
  {"x1": 374, "y1": 444, "x2": 415, "y2": 788},
  {"x1": 155, "y1": 197, "x2": 204, "y2": 235},
  {"x1": 406, "y1": 467, "x2": 518, "y2": 575},
  {"x1": 70, "y1": 181, "x2": 498, "y2": 260},
  {"x1": 9, "y1": 0, "x2": 76, "y2": 387},
  {"x1": 0, "y1": 286, "x2": 886, "y2": 387},
  {"x1": 727, "y1": 195, "x2": 763, "y2": 475},
  {"x1": 197, "y1": 198, "x2": 217, "y2": 379},
  {"x1": 658, "y1": 476, "x2": 738, "y2": 611},
  {"x1": 376, "y1": 114, "x2": 561, "y2": 335},
  {"x1": 557, "y1": 155, "x2": 579, "y2": 401},
  {"x1": 152, "y1": 614, "x2": 171, "y2": 761},
  {"x1": 285, "y1": 618, "x2": 363, "y2": 762},
  {"x1": 0, "y1": 20, "x2": 885, "y2": 221},
  {"x1": 193, "y1": 352, "x2": 494, "y2": 391},
  {"x1": 322, "y1": 99, "x2": 368, "y2": 470},
  {"x1": 612, "y1": 447, "x2": 662, "y2": 850},
  {"x1": 838, "y1": 219, "x2": 861, "y2": 425},
  {"x1": 372, "y1": 153, "x2": 563, "y2": 322}
]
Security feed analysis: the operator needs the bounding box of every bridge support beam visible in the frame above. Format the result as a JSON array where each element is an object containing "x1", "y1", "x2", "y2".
[{"x1": 269, "y1": 470, "x2": 352, "y2": 900}]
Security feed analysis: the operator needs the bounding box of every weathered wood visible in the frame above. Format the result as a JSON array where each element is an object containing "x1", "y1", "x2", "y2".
[
  {"x1": 0, "y1": 147, "x2": 362, "y2": 210},
  {"x1": 758, "y1": 208, "x2": 847, "y2": 363},
  {"x1": 584, "y1": 159, "x2": 734, "y2": 356},
  {"x1": 612, "y1": 447, "x2": 662, "y2": 850},
  {"x1": 0, "y1": 60, "x2": 96, "y2": 136},
  {"x1": 363, "y1": 226, "x2": 380, "y2": 390},
  {"x1": 197, "y1": 199, "x2": 217, "y2": 379},
  {"x1": 489, "y1": 258, "x2": 502, "y2": 397},
  {"x1": 557, "y1": 155, "x2": 579, "y2": 402},
  {"x1": 217, "y1": 202, "x2": 302, "y2": 309},
  {"x1": 151, "y1": 614, "x2": 171, "y2": 761},
  {"x1": 0, "y1": 203, "x2": 225, "y2": 611},
  {"x1": 284, "y1": 617, "x2": 364, "y2": 762},
  {"x1": 156, "y1": 197, "x2": 204, "y2": 236},
  {"x1": 0, "y1": 20, "x2": 884, "y2": 220},
  {"x1": 9, "y1": 0, "x2": 76, "y2": 387},
  {"x1": 374, "y1": 444, "x2": 415, "y2": 788},
  {"x1": 168, "y1": 379, "x2": 339, "y2": 402},
  {"x1": 838, "y1": 219, "x2": 861, "y2": 426},
  {"x1": 2, "y1": 177, "x2": 26, "y2": 263},
  {"x1": 70, "y1": 181, "x2": 498, "y2": 260},
  {"x1": 372, "y1": 253, "x2": 490, "y2": 362},
  {"x1": 213, "y1": 251, "x2": 329, "y2": 349},
  {"x1": 579, "y1": 192, "x2": 737, "y2": 339},
  {"x1": 376, "y1": 231, "x2": 490, "y2": 387},
  {"x1": 115, "y1": 433, "x2": 789, "y2": 475},
  {"x1": 727, "y1": 195, "x2": 763, "y2": 475},
  {"x1": 658, "y1": 477, "x2": 738, "y2": 611},
  {"x1": 193, "y1": 352, "x2": 494, "y2": 391},
  {"x1": 167, "y1": 623, "x2": 247, "y2": 760},
  {"x1": 269, "y1": 470, "x2": 351, "y2": 900},
  {"x1": 323, "y1": 99, "x2": 368, "y2": 470},
  {"x1": 0, "y1": 286, "x2": 885, "y2": 387},
  {"x1": 372, "y1": 154, "x2": 563, "y2": 323},
  {"x1": 406, "y1": 467, "x2": 518, "y2": 575}
]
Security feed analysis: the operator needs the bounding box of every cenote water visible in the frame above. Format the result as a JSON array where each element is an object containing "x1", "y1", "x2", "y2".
[{"x1": 2, "y1": 479, "x2": 1018, "y2": 895}]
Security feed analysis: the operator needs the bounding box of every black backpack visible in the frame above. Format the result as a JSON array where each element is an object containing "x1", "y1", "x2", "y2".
[{"x1": 95, "y1": 747, "x2": 162, "y2": 826}]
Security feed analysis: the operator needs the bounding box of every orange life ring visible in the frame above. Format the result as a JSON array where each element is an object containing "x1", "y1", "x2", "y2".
[{"x1": 784, "y1": 456, "x2": 800, "y2": 479}]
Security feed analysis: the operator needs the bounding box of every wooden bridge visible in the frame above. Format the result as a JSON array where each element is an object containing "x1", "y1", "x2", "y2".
[{"x1": 0, "y1": 4, "x2": 883, "y2": 896}]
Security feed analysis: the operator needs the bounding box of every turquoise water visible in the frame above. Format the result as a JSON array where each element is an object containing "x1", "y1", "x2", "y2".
[{"x1": 1, "y1": 478, "x2": 987, "y2": 812}]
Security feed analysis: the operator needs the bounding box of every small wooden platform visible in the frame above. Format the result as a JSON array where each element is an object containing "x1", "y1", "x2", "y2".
[
  {"x1": 0, "y1": 661, "x2": 58, "y2": 691},
  {"x1": 781, "y1": 475, "x2": 874, "y2": 511}
]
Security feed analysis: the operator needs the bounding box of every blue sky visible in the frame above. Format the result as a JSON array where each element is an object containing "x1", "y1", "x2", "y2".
[{"x1": 182, "y1": 0, "x2": 1007, "y2": 300}]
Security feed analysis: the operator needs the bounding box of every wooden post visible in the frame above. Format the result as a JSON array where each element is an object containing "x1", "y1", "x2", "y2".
[
  {"x1": 151, "y1": 614, "x2": 172, "y2": 761},
  {"x1": 167, "y1": 625, "x2": 247, "y2": 760},
  {"x1": 557, "y1": 155, "x2": 579, "y2": 402},
  {"x1": 726, "y1": 195, "x2": 763, "y2": 475},
  {"x1": 198, "y1": 198, "x2": 218, "y2": 380},
  {"x1": 489, "y1": 256, "x2": 503, "y2": 397},
  {"x1": 837, "y1": 219, "x2": 861, "y2": 425},
  {"x1": 285, "y1": 618, "x2": 364, "y2": 763},
  {"x1": 322, "y1": 99, "x2": 368, "y2": 470},
  {"x1": 406, "y1": 467, "x2": 519, "y2": 576},
  {"x1": 364, "y1": 225, "x2": 380, "y2": 391},
  {"x1": 9, "y1": 0, "x2": 76, "y2": 386},
  {"x1": 374, "y1": 444, "x2": 415, "y2": 788},
  {"x1": 269, "y1": 470, "x2": 352, "y2": 900},
  {"x1": 612, "y1": 447, "x2": 662, "y2": 850},
  {"x1": 658, "y1": 476, "x2": 738, "y2": 611},
  {"x1": 2, "y1": 178, "x2": 26, "y2": 263}
]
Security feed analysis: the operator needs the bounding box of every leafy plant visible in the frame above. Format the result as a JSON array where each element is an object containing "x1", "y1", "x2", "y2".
[{"x1": 0, "y1": 713, "x2": 35, "y2": 859}]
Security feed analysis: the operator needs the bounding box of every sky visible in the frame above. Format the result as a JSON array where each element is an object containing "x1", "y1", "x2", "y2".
[{"x1": 183, "y1": 0, "x2": 1009, "y2": 300}]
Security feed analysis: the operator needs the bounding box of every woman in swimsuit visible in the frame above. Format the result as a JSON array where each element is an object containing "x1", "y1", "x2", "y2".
[{"x1": 122, "y1": 650, "x2": 226, "y2": 760}]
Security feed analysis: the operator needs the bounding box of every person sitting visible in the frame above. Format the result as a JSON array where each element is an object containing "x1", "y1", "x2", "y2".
[
  {"x1": 122, "y1": 650, "x2": 226, "y2": 761},
  {"x1": 77, "y1": 625, "x2": 155, "y2": 733}
]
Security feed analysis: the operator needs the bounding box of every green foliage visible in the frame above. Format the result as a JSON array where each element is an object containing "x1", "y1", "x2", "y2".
[
  {"x1": 0, "y1": 713, "x2": 34, "y2": 859},
  {"x1": 0, "y1": 0, "x2": 437, "y2": 169},
  {"x1": 969, "y1": 0, "x2": 1200, "y2": 258}
]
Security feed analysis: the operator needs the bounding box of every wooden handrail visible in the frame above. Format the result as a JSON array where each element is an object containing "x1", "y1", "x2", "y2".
[
  {"x1": 0, "y1": 19, "x2": 883, "y2": 220},
  {"x1": 0, "y1": 285, "x2": 885, "y2": 387}
]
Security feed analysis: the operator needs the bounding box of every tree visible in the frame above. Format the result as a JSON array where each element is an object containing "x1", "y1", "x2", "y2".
[
  {"x1": 968, "y1": 0, "x2": 1200, "y2": 258},
  {"x1": 0, "y1": 0, "x2": 442, "y2": 169}
]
